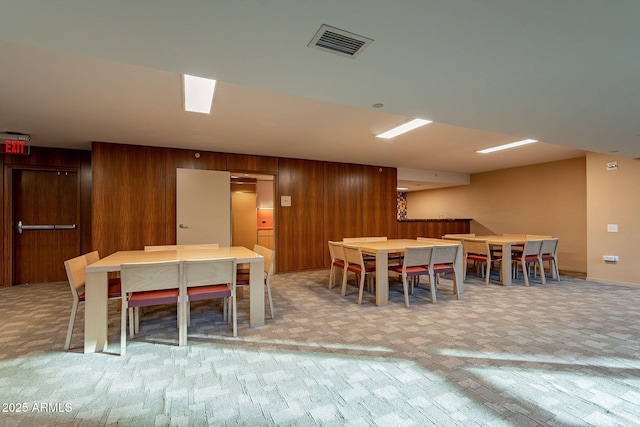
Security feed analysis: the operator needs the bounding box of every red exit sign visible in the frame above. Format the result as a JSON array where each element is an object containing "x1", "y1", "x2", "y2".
[{"x1": 3, "y1": 138, "x2": 31, "y2": 155}]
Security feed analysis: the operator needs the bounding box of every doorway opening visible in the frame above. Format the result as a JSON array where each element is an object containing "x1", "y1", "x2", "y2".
[{"x1": 230, "y1": 173, "x2": 275, "y2": 252}]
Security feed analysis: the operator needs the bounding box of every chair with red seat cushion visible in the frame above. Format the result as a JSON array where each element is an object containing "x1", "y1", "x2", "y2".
[
  {"x1": 184, "y1": 257, "x2": 237, "y2": 339},
  {"x1": 341, "y1": 244, "x2": 377, "y2": 304},
  {"x1": 428, "y1": 244, "x2": 463, "y2": 303},
  {"x1": 63, "y1": 252, "x2": 122, "y2": 350},
  {"x1": 328, "y1": 241, "x2": 346, "y2": 290},
  {"x1": 119, "y1": 260, "x2": 183, "y2": 356},
  {"x1": 462, "y1": 239, "x2": 502, "y2": 285},
  {"x1": 539, "y1": 238, "x2": 560, "y2": 281},
  {"x1": 236, "y1": 245, "x2": 274, "y2": 319},
  {"x1": 512, "y1": 239, "x2": 545, "y2": 286},
  {"x1": 388, "y1": 246, "x2": 433, "y2": 307},
  {"x1": 85, "y1": 250, "x2": 122, "y2": 287}
]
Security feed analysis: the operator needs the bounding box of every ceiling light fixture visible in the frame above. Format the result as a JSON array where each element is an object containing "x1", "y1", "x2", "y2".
[
  {"x1": 476, "y1": 139, "x2": 537, "y2": 154},
  {"x1": 183, "y1": 74, "x2": 216, "y2": 114},
  {"x1": 375, "y1": 119, "x2": 432, "y2": 139},
  {"x1": 397, "y1": 187, "x2": 409, "y2": 191}
]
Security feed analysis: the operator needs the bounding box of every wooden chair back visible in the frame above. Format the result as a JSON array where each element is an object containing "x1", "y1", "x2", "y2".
[
  {"x1": 64, "y1": 254, "x2": 88, "y2": 295},
  {"x1": 253, "y1": 244, "x2": 274, "y2": 281},
  {"x1": 343, "y1": 244, "x2": 365, "y2": 267},
  {"x1": 431, "y1": 245, "x2": 460, "y2": 265},
  {"x1": 540, "y1": 238, "x2": 559, "y2": 256},
  {"x1": 523, "y1": 240, "x2": 544, "y2": 257},
  {"x1": 403, "y1": 246, "x2": 433, "y2": 268},
  {"x1": 328, "y1": 241, "x2": 346, "y2": 263},
  {"x1": 121, "y1": 260, "x2": 183, "y2": 293},
  {"x1": 184, "y1": 258, "x2": 236, "y2": 289},
  {"x1": 85, "y1": 251, "x2": 100, "y2": 265},
  {"x1": 462, "y1": 238, "x2": 490, "y2": 257}
]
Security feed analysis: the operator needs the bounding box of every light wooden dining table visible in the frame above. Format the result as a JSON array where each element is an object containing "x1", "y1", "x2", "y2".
[
  {"x1": 341, "y1": 238, "x2": 463, "y2": 306},
  {"x1": 473, "y1": 235, "x2": 550, "y2": 286},
  {"x1": 84, "y1": 246, "x2": 264, "y2": 354}
]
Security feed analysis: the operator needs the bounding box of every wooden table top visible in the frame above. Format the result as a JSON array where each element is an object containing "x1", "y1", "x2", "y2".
[
  {"x1": 474, "y1": 234, "x2": 550, "y2": 244},
  {"x1": 341, "y1": 238, "x2": 460, "y2": 253},
  {"x1": 86, "y1": 247, "x2": 263, "y2": 273}
]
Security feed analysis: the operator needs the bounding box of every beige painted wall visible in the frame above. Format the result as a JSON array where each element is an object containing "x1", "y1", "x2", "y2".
[
  {"x1": 586, "y1": 153, "x2": 640, "y2": 286},
  {"x1": 407, "y1": 157, "x2": 587, "y2": 273}
]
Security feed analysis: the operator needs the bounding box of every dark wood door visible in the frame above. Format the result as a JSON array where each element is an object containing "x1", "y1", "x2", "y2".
[{"x1": 12, "y1": 169, "x2": 80, "y2": 285}]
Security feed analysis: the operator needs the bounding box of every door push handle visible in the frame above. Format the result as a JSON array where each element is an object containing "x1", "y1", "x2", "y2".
[
  {"x1": 15, "y1": 220, "x2": 77, "y2": 234},
  {"x1": 179, "y1": 223, "x2": 189, "y2": 229}
]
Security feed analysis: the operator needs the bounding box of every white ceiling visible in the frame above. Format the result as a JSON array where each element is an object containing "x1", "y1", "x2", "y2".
[{"x1": 2, "y1": 1, "x2": 637, "y2": 190}]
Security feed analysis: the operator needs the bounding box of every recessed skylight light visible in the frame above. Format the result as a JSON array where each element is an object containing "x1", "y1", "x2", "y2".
[
  {"x1": 476, "y1": 139, "x2": 537, "y2": 154},
  {"x1": 183, "y1": 74, "x2": 216, "y2": 114},
  {"x1": 376, "y1": 119, "x2": 432, "y2": 139}
]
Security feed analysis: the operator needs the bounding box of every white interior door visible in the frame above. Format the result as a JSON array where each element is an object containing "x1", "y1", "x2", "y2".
[{"x1": 177, "y1": 168, "x2": 231, "y2": 246}]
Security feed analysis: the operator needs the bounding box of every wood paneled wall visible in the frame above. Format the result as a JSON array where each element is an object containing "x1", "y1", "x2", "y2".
[
  {"x1": 397, "y1": 220, "x2": 471, "y2": 239},
  {"x1": 92, "y1": 143, "x2": 164, "y2": 256},
  {"x1": 323, "y1": 162, "x2": 364, "y2": 250},
  {"x1": 277, "y1": 158, "x2": 325, "y2": 270},
  {"x1": 91, "y1": 142, "x2": 398, "y2": 273},
  {"x1": 2, "y1": 147, "x2": 91, "y2": 286},
  {"x1": 363, "y1": 166, "x2": 398, "y2": 239}
]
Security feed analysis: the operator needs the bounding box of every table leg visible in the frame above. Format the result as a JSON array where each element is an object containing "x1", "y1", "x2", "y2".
[
  {"x1": 249, "y1": 259, "x2": 265, "y2": 327},
  {"x1": 84, "y1": 271, "x2": 108, "y2": 353},
  {"x1": 178, "y1": 288, "x2": 187, "y2": 346},
  {"x1": 502, "y1": 243, "x2": 513, "y2": 286},
  {"x1": 375, "y1": 252, "x2": 389, "y2": 306},
  {"x1": 454, "y1": 248, "x2": 464, "y2": 294}
]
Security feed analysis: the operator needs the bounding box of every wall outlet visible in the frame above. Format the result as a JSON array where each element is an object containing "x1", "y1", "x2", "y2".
[
  {"x1": 607, "y1": 224, "x2": 618, "y2": 232},
  {"x1": 603, "y1": 255, "x2": 619, "y2": 262}
]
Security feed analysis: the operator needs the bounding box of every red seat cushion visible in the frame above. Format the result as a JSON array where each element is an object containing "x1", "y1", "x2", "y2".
[
  {"x1": 188, "y1": 284, "x2": 231, "y2": 302},
  {"x1": 78, "y1": 282, "x2": 121, "y2": 301},
  {"x1": 128, "y1": 289, "x2": 179, "y2": 308},
  {"x1": 513, "y1": 254, "x2": 539, "y2": 262},
  {"x1": 466, "y1": 254, "x2": 489, "y2": 262},
  {"x1": 432, "y1": 264, "x2": 455, "y2": 274},
  {"x1": 541, "y1": 254, "x2": 555, "y2": 261},
  {"x1": 389, "y1": 265, "x2": 429, "y2": 276},
  {"x1": 347, "y1": 263, "x2": 376, "y2": 274},
  {"x1": 332, "y1": 260, "x2": 346, "y2": 268}
]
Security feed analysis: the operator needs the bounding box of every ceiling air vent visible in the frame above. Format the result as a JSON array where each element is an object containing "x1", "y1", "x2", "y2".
[{"x1": 308, "y1": 24, "x2": 373, "y2": 58}]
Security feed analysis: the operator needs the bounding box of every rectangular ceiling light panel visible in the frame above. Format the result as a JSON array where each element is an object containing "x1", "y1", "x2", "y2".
[
  {"x1": 375, "y1": 119, "x2": 432, "y2": 139},
  {"x1": 476, "y1": 139, "x2": 537, "y2": 154},
  {"x1": 183, "y1": 74, "x2": 216, "y2": 114}
]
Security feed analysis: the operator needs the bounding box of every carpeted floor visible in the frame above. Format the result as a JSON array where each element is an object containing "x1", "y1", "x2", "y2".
[{"x1": 1, "y1": 269, "x2": 639, "y2": 426}]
